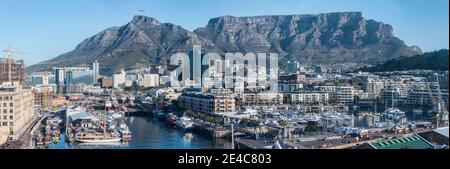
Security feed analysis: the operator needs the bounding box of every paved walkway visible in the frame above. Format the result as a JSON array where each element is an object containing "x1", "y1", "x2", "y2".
[{"x1": 1, "y1": 114, "x2": 44, "y2": 149}]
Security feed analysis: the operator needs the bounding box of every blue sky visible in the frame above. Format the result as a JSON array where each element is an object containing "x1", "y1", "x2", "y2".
[{"x1": 0, "y1": 0, "x2": 448, "y2": 66}]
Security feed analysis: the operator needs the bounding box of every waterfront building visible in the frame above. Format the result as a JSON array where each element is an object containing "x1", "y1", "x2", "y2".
[
  {"x1": 179, "y1": 89, "x2": 236, "y2": 115},
  {"x1": 406, "y1": 88, "x2": 449, "y2": 106},
  {"x1": 241, "y1": 92, "x2": 283, "y2": 106},
  {"x1": 288, "y1": 91, "x2": 329, "y2": 104},
  {"x1": 380, "y1": 87, "x2": 403, "y2": 107},
  {"x1": 0, "y1": 82, "x2": 35, "y2": 144},
  {"x1": 363, "y1": 78, "x2": 384, "y2": 99},
  {"x1": 316, "y1": 85, "x2": 336, "y2": 93},
  {"x1": 336, "y1": 86, "x2": 355, "y2": 105}
]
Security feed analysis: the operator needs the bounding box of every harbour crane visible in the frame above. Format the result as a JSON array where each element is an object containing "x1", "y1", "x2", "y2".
[
  {"x1": 434, "y1": 73, "x2": 448, "y2": 127},
  {"x1": 2, "y1": 46, "x2": 30, "y2": 82},
  {"x1": 427, "y1": 74, "x2": 449, "y2": 128}
]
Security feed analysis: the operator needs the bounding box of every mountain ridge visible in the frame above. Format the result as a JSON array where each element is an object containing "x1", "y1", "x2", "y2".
[{"x1": 26, "y1": 12, "x2": 421, "y2": 73}]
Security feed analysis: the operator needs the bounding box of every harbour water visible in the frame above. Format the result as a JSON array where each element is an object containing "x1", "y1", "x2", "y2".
[{"x1": 49, "y1": 116, "x2": 231, "y2": 149}]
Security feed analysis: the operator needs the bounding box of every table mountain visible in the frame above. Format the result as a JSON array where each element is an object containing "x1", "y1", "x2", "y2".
[{"x1": 27, "y1": 12, "x2": 421, "y2": 73}]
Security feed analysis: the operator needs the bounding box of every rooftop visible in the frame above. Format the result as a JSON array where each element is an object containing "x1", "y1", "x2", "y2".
[
  {"x1": 370, "y1": 135, "x2": 435, "y2": 149},
  {"x1": 434, "y1": 127, "x2": 449, "y2": 138}
]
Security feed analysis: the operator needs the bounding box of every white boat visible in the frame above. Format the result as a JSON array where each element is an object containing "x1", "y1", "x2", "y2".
[
  {"x1": 119, "y1": 128, "x2": 132, "y2": 141},
  {"x1": 105, "y1": 100, "x2": 112, "y2": 108},
  {"x1": 176, "y1": 117, "x2": 193, "y2": 129},
  {"x1": 77, "y1": 138, "x2": 122, "y2": 143},
  {"x1": 238, "y1": 107, "x2": 258, "y2": 116}
]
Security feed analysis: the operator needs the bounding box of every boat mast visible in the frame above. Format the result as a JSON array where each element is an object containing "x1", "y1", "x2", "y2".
[
  {"x1": 374, "y1": 96, "x2": 377, "y2": 114},
  {"x1": 391, "y1": 88, "x2": 394, "y2": 110},
  {"x1": 104, "y1": 104, "x2": 107, "y2": 139},
  {"x1": 231, "y1": 123, "x2": 235, "y2": 149}
]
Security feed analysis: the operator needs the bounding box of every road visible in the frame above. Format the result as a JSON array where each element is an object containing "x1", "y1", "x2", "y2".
[{"x1": 1, "y1": 114, "x2": 45, "y2": 149}]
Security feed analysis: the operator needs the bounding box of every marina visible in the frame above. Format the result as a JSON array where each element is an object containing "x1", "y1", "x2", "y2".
[{"x1": 48, "y1": 116, "x2": 231, "y2": 149}]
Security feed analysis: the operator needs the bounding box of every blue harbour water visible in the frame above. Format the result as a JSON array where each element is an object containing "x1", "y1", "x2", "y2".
[{"x1": 49, "y1": 116, "x2": 231, "y2": 149}]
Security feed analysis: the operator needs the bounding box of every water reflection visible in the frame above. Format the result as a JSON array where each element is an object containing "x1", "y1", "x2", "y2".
[{"x1": 49, "y1": 116, "x2": 231, "y2": 149}]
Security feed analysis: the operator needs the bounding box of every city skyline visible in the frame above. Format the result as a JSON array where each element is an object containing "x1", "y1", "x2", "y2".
[{"x1": 0, "y1": 0, "x2": 448, "y2": 66}]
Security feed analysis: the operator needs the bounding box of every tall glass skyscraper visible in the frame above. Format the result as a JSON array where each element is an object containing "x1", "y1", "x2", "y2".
[{"x1": 92, "y1": 60, "x2": 99, "y2": 84}]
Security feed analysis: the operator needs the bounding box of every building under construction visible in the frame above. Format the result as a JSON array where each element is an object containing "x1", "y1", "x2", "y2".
[{"x1": 0, "y1": 58, "x2": 25, "y2": 84}]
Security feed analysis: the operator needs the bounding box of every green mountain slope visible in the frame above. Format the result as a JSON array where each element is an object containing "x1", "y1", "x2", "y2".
[{"x1": 360, "y1": 49, "x2": 449, "y2": 72}]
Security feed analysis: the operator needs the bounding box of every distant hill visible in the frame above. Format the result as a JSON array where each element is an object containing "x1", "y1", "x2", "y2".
[{"x1": 359, "y1": 49, "x2": 449, "y2": 72}]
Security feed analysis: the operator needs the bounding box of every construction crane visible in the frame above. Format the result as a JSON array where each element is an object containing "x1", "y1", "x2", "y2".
[
  {"x1": 2, "y1": 46, "x2": 30, "y2": 82},
  {"x1": 427, "y1": 74, "x2": 449, "y2": 128},
  {"x1": 434, "y1": 73, "x2": 449, "y2": 127}
]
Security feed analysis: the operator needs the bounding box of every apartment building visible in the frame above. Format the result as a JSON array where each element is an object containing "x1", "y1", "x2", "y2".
[
  {"x1": 288, "y1": 91, "x2": 329, "y2": 104},
  {"x1": 0, "y1": 82, "x2": 35, "y2": 144},
  {"x1": 179, "y1": 89, "x2": 236, "y2": 115},
  {"x1": 241, "y1": 92, "x2": 283, "y2": 106}
]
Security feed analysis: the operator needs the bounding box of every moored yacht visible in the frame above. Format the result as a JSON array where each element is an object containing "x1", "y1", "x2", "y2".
[{"x1": 176, "y1": 117, "x2": 194, "y2": 129}]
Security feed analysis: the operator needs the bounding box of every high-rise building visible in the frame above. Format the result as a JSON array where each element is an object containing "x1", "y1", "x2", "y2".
[
  {"x1": 53, "y1": 67, "x2": 90, "y2": 84},
  {"x1": 54, "y1": 68, "x2": 65, "y2": 85},
  {"x1": 53, "y1": 66, "x2": 91, "y2": 93},
  {"x1": 113, "y1": 69, "x2": 126, "y2": 88},
  {"x1": 67, "y1": 70, "x2": 94, "y2": 85},
  {"x1": 142, "y1": 74, "x2": 160, "y2": 87},
  {"x1": 92, "y1": 60, "x2": 100, "y2": 84},
  {"x1": 0, "y1": 82, "x2": 35, "y2": 144}
]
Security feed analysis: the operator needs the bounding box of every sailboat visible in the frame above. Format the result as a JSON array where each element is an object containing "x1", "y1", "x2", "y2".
[
  {"x1": 76, "y1": 111, "x2": 121, "y2": 143},
  {"x1": 382, "y1": 88, "x2": 406, "y2": 125}
]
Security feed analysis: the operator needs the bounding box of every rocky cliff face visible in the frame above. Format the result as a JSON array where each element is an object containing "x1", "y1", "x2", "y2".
[
  {"x1": 195, "y1": 12, "x2": 420, "y2": 64},
  {"x1": 27, "y1": 12, "x2": 421, "y2": 72}
]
